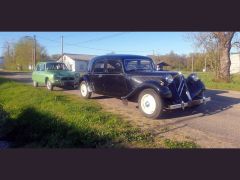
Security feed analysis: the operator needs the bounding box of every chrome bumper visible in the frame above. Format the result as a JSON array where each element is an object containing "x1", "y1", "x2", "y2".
[{"x1": 168, "y1": 97, "x2": 211, "y2": 110}]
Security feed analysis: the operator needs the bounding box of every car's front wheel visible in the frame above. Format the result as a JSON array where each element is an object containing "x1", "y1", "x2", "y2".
[
  {"x1": 138, "y1": 89, "x2": 163, "y2": 119},
  {"x1": 33, "y1": 81, "x2": 38, "y2": 87},
  {"x1": 46, "y1": 80, "x2": 53, "y2": 91},
  {"x1": 80, "y1": 81, "x2": 92, "y2": 99}
]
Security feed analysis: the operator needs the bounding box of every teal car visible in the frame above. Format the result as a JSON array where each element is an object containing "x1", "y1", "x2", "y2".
[{"x1": 32, "y1": 61, "x2": 80, "y2": 91}]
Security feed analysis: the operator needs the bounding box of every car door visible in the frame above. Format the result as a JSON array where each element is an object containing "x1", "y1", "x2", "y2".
[
  {"x1": 90, "y1": 59, "x2": 106, "y2": 94},
  {"x1": 103, "y1": 59, "x2": 128, "y2": 97},
  {"x1": 32, "y1": 63, "x2": 44, "y2": 83},
  {"x1": 38, "y1": 63, "x2": 46, "y2": 84}
]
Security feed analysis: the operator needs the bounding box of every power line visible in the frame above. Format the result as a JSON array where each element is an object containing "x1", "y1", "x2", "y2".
[
  {"x1": 69, "y1": 32, "x2": 130, "y2": 45},
  {"x1": 63, "y1": 43, "x2": 153, "y2": 53},
  {"x1": 37, "y1": 36, "x2": 60, "y2": 43},
  {"x1": 2, "y1": 33, "x2": 159, "y2": 55}
]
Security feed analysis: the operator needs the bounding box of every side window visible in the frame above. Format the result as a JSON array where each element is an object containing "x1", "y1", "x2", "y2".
[
  {"x1": 93, "y1": 60, "x2": 105, "y2": 73},
  {"x1": 39, "y1": 64, "x2": 45, "y2": 71},
  {"x1": 106, "y1": 60, "x2": 122, "y2": 74},
  {"x1": 35, "y1": 64, "x2": 40, "y2": 71}
]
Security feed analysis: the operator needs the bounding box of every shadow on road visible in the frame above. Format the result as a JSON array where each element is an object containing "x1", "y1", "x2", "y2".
[
  {"x1": 91, "y1": 95, "x2": 114, "y2": 100},
  {"x1": 159, "y1": 89, "x2": 240, "y2": 120}
]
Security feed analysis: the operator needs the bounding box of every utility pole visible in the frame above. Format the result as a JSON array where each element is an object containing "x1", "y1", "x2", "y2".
[
  {"x1": 33, "y1": 35, "x2": 36, "y2": 68},
  {"x1": 61, "y1": 36, "x2": 64, "y2": 61},
  {"x1": 7, "y1": 43, "x2": 10, "y2": 57},
  {"x1": 178, "y1": 58, "x2": 180, "y2": 71},
  {"x1": 204, "y1": 56, "x2": 207, "y2": 72},
  {"x1": 191, "y1": 54, "x2": 194, "y2": 73}
]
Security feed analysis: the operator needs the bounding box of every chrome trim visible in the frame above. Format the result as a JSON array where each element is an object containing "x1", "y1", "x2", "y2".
[{"x1": 168, "y1": 97, "x2": 211, "y2": 110}]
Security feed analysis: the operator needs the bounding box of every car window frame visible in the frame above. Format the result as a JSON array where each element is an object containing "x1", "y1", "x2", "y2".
[
  {"x1": 123, "y1": 58, "x2": 154, "y2": 72},
  {"x1": 92, "y1": 59, "x2": 106, "y2": 74},
  {"x1": 39, "y1": 63, "x2": 46, "y2": 71},
  {"x1": 105, "y1": 59, "x2": 124, "y2": 75},
  {"x1": 35, "y1": 64, "x2": 41, "y2": 71}
]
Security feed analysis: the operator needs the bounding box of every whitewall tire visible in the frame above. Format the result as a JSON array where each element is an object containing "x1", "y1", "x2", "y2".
[
  {"x1": 138, "y1": 89, "x2": 163, "y2": 119},
  {"x1": 80, "y1": 81, "x2": 92, "y2": 99}
]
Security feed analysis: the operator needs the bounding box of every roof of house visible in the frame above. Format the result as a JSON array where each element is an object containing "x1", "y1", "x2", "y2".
[
  {"x1": 63, "y1": 53, "x2": 96, "y2": 61},
  {"x1": 156, "y1": 62, "x2": 170, "y2": 66}
]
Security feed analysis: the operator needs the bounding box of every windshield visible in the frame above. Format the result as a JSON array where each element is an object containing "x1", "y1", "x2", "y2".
[
  {"x1": 124, "y1": 59, "x2": 154, "y2": 72},
  {"x1": 46, "y1": 63, "x2": 69, "y2": 71}
]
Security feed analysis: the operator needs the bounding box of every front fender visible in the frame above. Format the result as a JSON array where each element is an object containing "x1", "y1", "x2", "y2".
[
  {"x1": 186, "y1": 78, "x2": 206, "y2": 98},
  {"x1": 121, "y1": 80, "x2": 172, "y2": 99}
]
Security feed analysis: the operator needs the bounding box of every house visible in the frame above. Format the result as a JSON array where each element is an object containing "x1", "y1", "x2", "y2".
[
  {"x1": 58, "y1": 53, "x2": 95, "y2": 73},
  {"x1": 156, "y1": 61, "x2": 170, "y2": 71},
  {"x1": 230, "y1": 53, "x2": 240, "y2": 74}
]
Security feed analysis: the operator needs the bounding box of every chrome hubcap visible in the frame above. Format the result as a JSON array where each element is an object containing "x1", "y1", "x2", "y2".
[
  {"x1": 81, "y1": 83, "x2": 87, "y2": 96},
  {"x1": 141, "y1": 94, "x2": 156, "y2": 115}
]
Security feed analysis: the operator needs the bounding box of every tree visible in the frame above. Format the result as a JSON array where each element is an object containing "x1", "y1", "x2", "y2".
[
  {"x1": 189, "y1": 32, "x2": 236, "y2": 82},
  {"x1": 2, "y1": 37, "x2": 48, "y2": 71}
]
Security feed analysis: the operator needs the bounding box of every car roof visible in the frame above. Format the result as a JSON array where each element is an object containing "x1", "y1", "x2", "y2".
[{"x1": 92, "y1": 54, "x2": 152, "y2": 61}]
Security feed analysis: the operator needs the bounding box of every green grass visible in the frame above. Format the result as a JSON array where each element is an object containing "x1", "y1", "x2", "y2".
[
  {"x1": 184, "y1": 72, "x2": 240, "y2": 91},
  {"x1": 0, "y1": 78, "x2": 154, "y2": 148},
  {"x1": 163, "y1": 139, "x2": 199, "y2": 149},
  {"x1": 0, "y1": 77, "x2": 199, "y2": 148}
]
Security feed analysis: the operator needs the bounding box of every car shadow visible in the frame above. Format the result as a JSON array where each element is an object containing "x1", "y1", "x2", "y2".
[
  {"x1": 91, "y1": 95, "x2": 114, "y2": 100},
  {"x1": 0, "y1": 106, "x2": 119, "y2": 148},
  {"x1": 159, "y1": 89, "x2": 240, "y2": 120}
]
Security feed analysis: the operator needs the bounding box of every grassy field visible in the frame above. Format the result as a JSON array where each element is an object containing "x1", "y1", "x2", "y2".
[
  {"x1": 184, "y1": 72, "x2": 240, "y2": 91},
  {"x1": 0, "y1": 77, "x2": 197, "y2": 148}
]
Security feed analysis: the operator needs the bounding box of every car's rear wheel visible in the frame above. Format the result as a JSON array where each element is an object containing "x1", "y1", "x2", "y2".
[
  {"x1": 138, "y1": 88, "x2": 163, "y2": 119},
  {"x1": 46, "y1": 80, "x2": 53, "y2": 91},
  {"x1": 33, "y1": 81, "x2": 38, "y2": 87},
  {"x1": 80, "y1": 81, "x2": 92, "y2": 99}
]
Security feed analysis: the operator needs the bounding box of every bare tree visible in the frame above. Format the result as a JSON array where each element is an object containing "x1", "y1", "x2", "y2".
[{"x1": 189, "y1": 32, "x2": 236, "y2": 82}]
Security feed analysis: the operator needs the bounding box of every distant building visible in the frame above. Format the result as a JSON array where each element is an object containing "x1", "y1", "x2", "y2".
[
  {"x1": 230, "y1": 53, "x2": 240, "y2": 74},
  {"x1": 58, "y1": 53, "x2": 95, "y2": 72},
  {"x1": 156, "y1": 61, "x2": 170, "y2": 71}
]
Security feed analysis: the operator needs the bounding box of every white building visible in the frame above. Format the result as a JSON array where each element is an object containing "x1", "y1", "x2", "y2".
[
  {"x1": 230, "y1": 53, "x2": 240, "y2": 74},
  {"x1": 58, "y1": 53, "x2": 95, "y2": 73}
]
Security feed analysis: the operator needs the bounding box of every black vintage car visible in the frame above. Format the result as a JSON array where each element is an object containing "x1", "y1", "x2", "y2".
[{"x1": 79, "y1": 54, "x2": 211, "y2": 119}]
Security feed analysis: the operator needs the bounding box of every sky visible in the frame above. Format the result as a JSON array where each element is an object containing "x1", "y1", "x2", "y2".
[{"x1": 0, "y1": 32, "x2": 197, "y2": 56}]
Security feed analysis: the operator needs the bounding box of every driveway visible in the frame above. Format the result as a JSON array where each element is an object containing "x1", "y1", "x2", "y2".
[{"x1": 1, "y1": 71, "x2": 240, "y2": 148}]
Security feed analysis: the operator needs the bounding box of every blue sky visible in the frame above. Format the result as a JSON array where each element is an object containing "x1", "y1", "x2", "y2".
[{"x1": 0, "y1": 32, "x2": 196, "y2": 56}]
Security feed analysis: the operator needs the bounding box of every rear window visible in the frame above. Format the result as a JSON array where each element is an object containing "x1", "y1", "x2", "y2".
[{"x1": 124, "y1": 59, "x2": 153, "y2": 71}]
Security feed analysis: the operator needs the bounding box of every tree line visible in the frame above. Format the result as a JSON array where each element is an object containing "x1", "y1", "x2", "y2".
[{"x1": 150, "y1": 50, "x2": 218, "y2": 73}]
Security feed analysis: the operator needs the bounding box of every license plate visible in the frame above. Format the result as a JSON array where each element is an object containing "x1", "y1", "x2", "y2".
[{"x1": 64, "y1": 82, "x2": 74, "y2": 86}]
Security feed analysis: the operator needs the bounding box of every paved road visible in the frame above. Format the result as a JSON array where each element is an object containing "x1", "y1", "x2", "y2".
[{"x1": 1, "y1": 71, "x2": 240, "y2": 148}]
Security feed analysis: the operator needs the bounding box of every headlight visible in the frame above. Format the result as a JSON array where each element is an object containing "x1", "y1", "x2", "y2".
[
  {"x1": 190, "y1": 73, "x2": 199, "y2": 81},
  {"x1": 165, "y1": 74, "x2": 173, "y2": 84}
]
